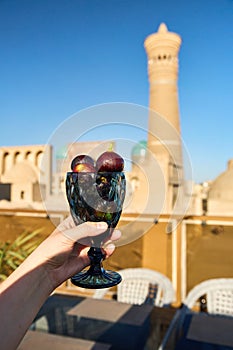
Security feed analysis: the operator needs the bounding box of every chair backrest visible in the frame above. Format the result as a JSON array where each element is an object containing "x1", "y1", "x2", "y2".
[
  {"x1": 184, "y1": 278, "x2": 233, "y2": 316},
  {"x1": 94, "y1": 268, "x2": 175, "y2": 307}
]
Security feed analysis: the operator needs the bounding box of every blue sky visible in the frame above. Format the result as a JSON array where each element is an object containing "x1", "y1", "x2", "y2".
[{"x1": 0, "y1": 0, "x2": 232, "y2": 183}]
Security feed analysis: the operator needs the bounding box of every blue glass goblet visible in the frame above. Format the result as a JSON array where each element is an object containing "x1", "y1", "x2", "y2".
[{"x1": 66, "y1": 171, "x2": 126, "y2": 289}]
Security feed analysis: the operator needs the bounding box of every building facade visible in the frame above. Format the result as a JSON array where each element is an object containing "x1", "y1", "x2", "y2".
[{"x1": 0, "y1": 144, "x2": 52, "y2": 207}]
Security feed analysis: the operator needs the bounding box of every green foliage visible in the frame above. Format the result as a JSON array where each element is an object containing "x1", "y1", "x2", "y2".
[{"x1": 0, "y1": 229, "x2": 43, "y2": 281}]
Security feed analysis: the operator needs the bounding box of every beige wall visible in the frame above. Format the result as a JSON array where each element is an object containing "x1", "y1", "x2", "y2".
[{"x1": 182, "y1": 218, "x2": 233, "y2": 299}]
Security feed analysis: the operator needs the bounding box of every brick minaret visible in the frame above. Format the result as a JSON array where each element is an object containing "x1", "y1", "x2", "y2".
[{"x1": 144, "y1": 23, "x2": 183, "y2": 212}]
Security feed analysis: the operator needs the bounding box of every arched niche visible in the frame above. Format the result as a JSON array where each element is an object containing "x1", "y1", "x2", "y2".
[
  {"x1": 14, "y1": 151, "x2": 23, "y2": 164},
  {"x1": 3, "y1": 152, "x2": 11, "y2": 174},
  {"x1": 35, "y1": 150, "x2": 43, "y2": 168},
  {"x1": 25, "y1": 151, "x2": 34, "y2": 163}
]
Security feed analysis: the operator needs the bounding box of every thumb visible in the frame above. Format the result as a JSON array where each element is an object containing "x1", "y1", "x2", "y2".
[{"x1": 62, "y1": 221, "x2": 108, "y2": 242}]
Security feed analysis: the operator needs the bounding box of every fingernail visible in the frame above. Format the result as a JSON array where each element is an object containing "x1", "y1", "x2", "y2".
[
  {"x1": 103, "y1": 242, "x2": 115, "y2": 251},
  {"x1": 96, "y1": 222, "x2": 108, "y2": 230},
  {"x1": 106, "y1": 243, "x2": 115, "y2": 250}
]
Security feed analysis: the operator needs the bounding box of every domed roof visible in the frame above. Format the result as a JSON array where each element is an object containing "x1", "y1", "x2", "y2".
[
  {"x1": 3, "y1": 162, "x2": 38, "y2": 183},
  {"x1": 56, "y1": 145, "x2": 67, "y2": 159},
  {"x1": 208, "y1": 161, "x2": 233, "y2": 201},
  {"x1": 131, "y1": 140, "x2": 147, "y2": 158}
]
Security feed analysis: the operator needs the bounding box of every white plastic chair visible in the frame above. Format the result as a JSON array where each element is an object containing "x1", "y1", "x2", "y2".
[
  {"x1": 93, "y1": 268, "x2": 175, "y2": 307},
  {"x1": 183, "y1": 278, "x2": 233, "y2": 316},
  {"x1": 158, "y1": 278, "x2": 233, "y2": 350}
]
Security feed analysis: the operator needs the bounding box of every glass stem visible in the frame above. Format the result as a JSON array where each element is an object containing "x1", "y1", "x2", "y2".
[{"x1": 88, "y1": 247, "x2": 106, "y2": 275}]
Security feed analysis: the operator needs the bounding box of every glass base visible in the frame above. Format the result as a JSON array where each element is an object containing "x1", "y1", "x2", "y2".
[{"x1": 70, "y1": 269, "x2": 122, "y2": 289}]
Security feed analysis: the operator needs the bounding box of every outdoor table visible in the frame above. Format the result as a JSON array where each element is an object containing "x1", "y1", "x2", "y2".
[
  {"x1": 18, "y1": 330, "x2": 111, "y2": 350},
  {"x1": 169, "y1": 311, "x2": 233, "y2": 350},
  {"x1": 18, "y1": 293, "x2": 176, "y2": 350}
]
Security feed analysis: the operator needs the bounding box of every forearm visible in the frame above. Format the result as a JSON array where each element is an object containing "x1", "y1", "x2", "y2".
[
  {"x1": 0, "y1": 252, "x2": 54, "y2": 350},
  {"x1": 0, "y1": 221, "x2": 116, "y2": 350}
]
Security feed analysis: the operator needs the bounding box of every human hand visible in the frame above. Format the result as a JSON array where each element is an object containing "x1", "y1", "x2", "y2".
[{"x1": 31, "y1": 216, "x2": 121, "y2": 289}]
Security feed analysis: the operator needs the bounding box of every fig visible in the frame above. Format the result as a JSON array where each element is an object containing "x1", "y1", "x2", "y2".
[
  {"x1": 71, "y1": 154, "x2": 95, "y2": 171},
  {"x1": 96, "y1": 174, "x2": 112, "y2": 200},
  {"x1": 72, "y1": 163, "x2": 96, "y2": 173},
  {"x1": 96, "y1": 151, "x2": 124, "y2": 172}
]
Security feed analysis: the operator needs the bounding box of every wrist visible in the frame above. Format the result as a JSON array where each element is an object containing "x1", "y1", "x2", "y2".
[{"x1": 25, "y1": 246, "x2": 58, "y2": 292}]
